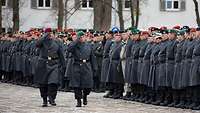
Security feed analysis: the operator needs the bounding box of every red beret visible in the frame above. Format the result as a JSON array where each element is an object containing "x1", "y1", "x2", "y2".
[
  {"x1": 190, "y1": 28, "x2": 196, "y2": 32},
  {"x1": 71, "y1": 32, "x2": 76, "y2": 36},
  {"x1": 148, "y1": 27, "x2": 159, "y2": 31},
  {"x1": 141, "y1": 31, "x2": 149, "y2": 36},
  {"x1": 160, "y1": 26, "x2": 167, "y2": 30},
  {"x1": 173, "y1": 25, "x2": 181, "y2": 30},
  {"x1": 44, "y1": 28, "x2": 52, "y2": 33}
]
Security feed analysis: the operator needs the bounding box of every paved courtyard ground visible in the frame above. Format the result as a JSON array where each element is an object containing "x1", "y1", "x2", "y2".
[{"x1": 0, "y1": 83, "x2": 200, "y2": 113}]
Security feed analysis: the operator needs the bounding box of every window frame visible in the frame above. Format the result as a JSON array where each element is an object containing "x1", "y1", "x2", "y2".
[
  {"x1": 2, "y1": 0, "x2": 7, "y2": 8},
  {"x1": 165, "y1": 0, "x2": 181, "y2": 11},
  {"x1": 80, "y1": 0, "x2": 93, "y2": 10},
  {"x1": 37, "y1": 0, "x2": 52, "y2": 9},
  {"x1": 124, "y1": 0, "x2": 131, "y2": 10}
]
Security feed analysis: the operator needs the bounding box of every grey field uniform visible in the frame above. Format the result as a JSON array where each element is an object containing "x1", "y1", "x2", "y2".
[
  {"x1": 67, "y1": 39, "x2": 97, "y2": 100},
  {"x1": 34, "y1": 33, "x2": 66, "y2": 105}
]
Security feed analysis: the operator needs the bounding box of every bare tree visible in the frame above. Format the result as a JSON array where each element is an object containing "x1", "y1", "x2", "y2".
[
  {"x1": 117, "y1": 0, "x2": 124, "y2": 30},
  {"x1": 93, "y1": 0, "x2": 103, "y2": 31},
  {"x1": 130, "y1": 0, "x2": 140, "y2": 28},
  {"x1": 93, "y1": 0, "x2": 112, "y2": 31},
  {"x1": 58, "y1": 0, "x2": 64, "y2": 30},
  {"x1": 130, "y1": 0, "x2": 135, "y2": 27},
  {"x1": 13, "y1": 0, "x2": 19, "y2": 32},
  {"x1": 64, "y1": 0, "x2": 69, "y2": 28},
  {"x1": 0, "y1": 0, "x2": 2, "y2": 33},
  {"x1": 193, "y1": 0, "x2": 200, "y2": 26},
  {"x1": 135, "y1": 0, "x2": 139, "y2": 28},
  {"x1": 63, "y1": 0, "x2": 82, "y2": 28},
  {"x1": 101, "y1": 0, "x2": 112, "y2": 31}
]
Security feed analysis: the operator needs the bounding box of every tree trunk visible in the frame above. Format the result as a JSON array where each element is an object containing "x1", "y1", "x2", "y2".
[
  {"x1": 193, "y1": 0, "x2": 200, "y2": 26},
  {"x1": 13, "y1": 0, "x2": 19, "y2": 32},
  {"x1": 93, "y1": 0, "x2": 112, "y2": 31},
  {"x1": 130, "y1": 0, "x2": 135, "y2": 27},
  {"x1": 58, "y1": 0, "x2": 64, "y2": 30},
  {"x1": 135, "y1": 0, "x2": 139, "y2": 28},
  {"x1": 64, "y1": 0, "x2": 68, "y2": 28},
  {"x1": 0, "y1": 0, "x2": 2, "y2": 33},
  {"x1": 93, "y1": 0, "x2": 103, "y2": 31},
  {"x1": 117, "y1": 0, "x2": 124, "y2": 30},
  {"x1": 101, "y1": 0, "x2": 112, "y2": 31}
]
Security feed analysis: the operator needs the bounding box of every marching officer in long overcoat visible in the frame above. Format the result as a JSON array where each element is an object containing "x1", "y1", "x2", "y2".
[
  {"x1": 67, "y1": 31, "x2": 97, "y2": 107},
  {"x1": 34, "y1": 28, "x2": 66, "y2": 107}
]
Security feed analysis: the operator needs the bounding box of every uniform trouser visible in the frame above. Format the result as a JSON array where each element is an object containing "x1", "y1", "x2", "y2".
[
  {"x1": 14, "y1": 71, "x2": 23, "y2": 84},
  {"x1": 65, "y1": 80, "x2": 70, "y2": 89},
  {"x1": 105, "y1": 83, "x2": 114, "y2": 95},
  {"x1": 0, "y1": 70, "x2": 2, "y2": 81},
  {"x1": 172, "y1": 89, "x2": 183, "y2": 102},
  {"x1": 121, "y1": 60, "x2": 131, "y2": 93},
  {"x1": 191, "y1": 86, "x2": 200, "y2": 103},
  {"x1": 39, "y1": 84, "x2": 58, "y2": 100},
  {"x1": 185, "y1": 87, "x2": 192, "y2": 103},
  {"x1": 93, "y1": 76, "x2": 100, "y2": 90},
  {"x1": 160, "y1": 87, "x2": 173, "y2": 101},
  {"x1": 74, "y1": 88, "x2": 91, "y2": 99},
  {"x1": 124, "y1": 83, "x2": 132, "y2": 93},
  {"x1": 113, "y1": 83, "x2": 124, "y2": 95}
]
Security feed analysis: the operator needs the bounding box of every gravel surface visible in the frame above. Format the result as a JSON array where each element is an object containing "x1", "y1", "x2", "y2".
[{"x1": 0, "y1": 83, "x2": 199, "y2": 113}]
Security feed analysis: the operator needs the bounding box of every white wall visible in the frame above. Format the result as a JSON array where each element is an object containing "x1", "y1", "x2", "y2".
[
  {"x1": 138, "y1": 0, "x2": 197, "y2": 29},
  {"x1": 19, "y1": 0, "x2": 57, "y2": 31},
  {"x1": 111, "y1": 0, "x2": 198, "y2": 30},
  {"x1": 2, "y1": 7, "x2": 13, "y2": 30},
  {"x1": 1, "y1": 0, "x2": 200, "y2": 31}
]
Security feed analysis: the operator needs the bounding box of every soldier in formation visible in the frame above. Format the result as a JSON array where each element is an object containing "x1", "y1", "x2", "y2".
[{"x1": 1, "y1": 26, "x2": 200, "y2": 110}]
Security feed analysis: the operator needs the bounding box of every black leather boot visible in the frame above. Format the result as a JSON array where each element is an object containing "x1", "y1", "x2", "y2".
[
  {"x1": 138, "y1": 94, "x2": 145, "y2": 102},
  {"x1": 113, "y1": 92, "x2": 123, "y2": 99},
  {"x1": 192, "y1": 104, "x2": 200, "y2": 110},
  {"x1": 188, "y1": 102, "x2": 198, "y2": 109},
  {"x1": 122, "y1": 92, "x2": 131, "y2": 100},
  {"x1": 145, "y1": 91, "x2": 154, "y2": 104},
  {"x1": 42, "y1": 98, "x2": 48, "y2": 107},
  {"x1": 103, "y1": 91, "x2": 113, "y2": 98},
  {"x1": 76, "y1": 99, "x2": 82, "y2": 107},
  {"x1": 175, "y1": 100, "x2": 185, "y2": 108},
  {"x1": 48, "y1": 97, "x2": 56, "y2": 106},
  {"x1": 83, "y1": 95, "x2": 87, "y2": 105},
  {"x1": 151, "y1": 93, "x2": 163, "y2": 105},
  {"x1": 160, "y1": 100, "x2": 171, "y2": 106},
  {"x1": 145, "y1": 97, "x2": 153, "y2": 104},
  {"x1": 168, "y1": 100, "x2": 179, "y2": 107},
  {"x1": 184, "y1": 100, "x2": 192, "y2": 109},
  {"x1": 189, "y1": 90, "x2": 198, "y2": 109}
]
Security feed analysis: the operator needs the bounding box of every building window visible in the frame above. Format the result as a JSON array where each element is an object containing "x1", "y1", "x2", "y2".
[
  {"x1": 2, "y1": 0, "x2": 7, "y2": 7},
  {"x1": 124, "y1": 0, "x2": 130, "y2": 9},
  {"x1": 165, "y1": 0, "x2": 180, "y2": 11},
  {"x1": 174, "y1": 1, "x2": 179, "y2": 9},
  {"x1": 2, "y1": 28, "x2": 6, "y2": 33},
  {"x1": 38, "y1": 0, "x2": 51, "y2": 8},
  {"x1": 81, "y1": 0, "x2": 93, "y2": 9},
  {"x1": 45, "y1": 0, "x2": 50, "y2": 7},
  {"x1": 88, "y1": 0, "x2": 93, "y2": 7},
  {"x1": 82, "y1": 0, "x2": 87, "y2": 8}
]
